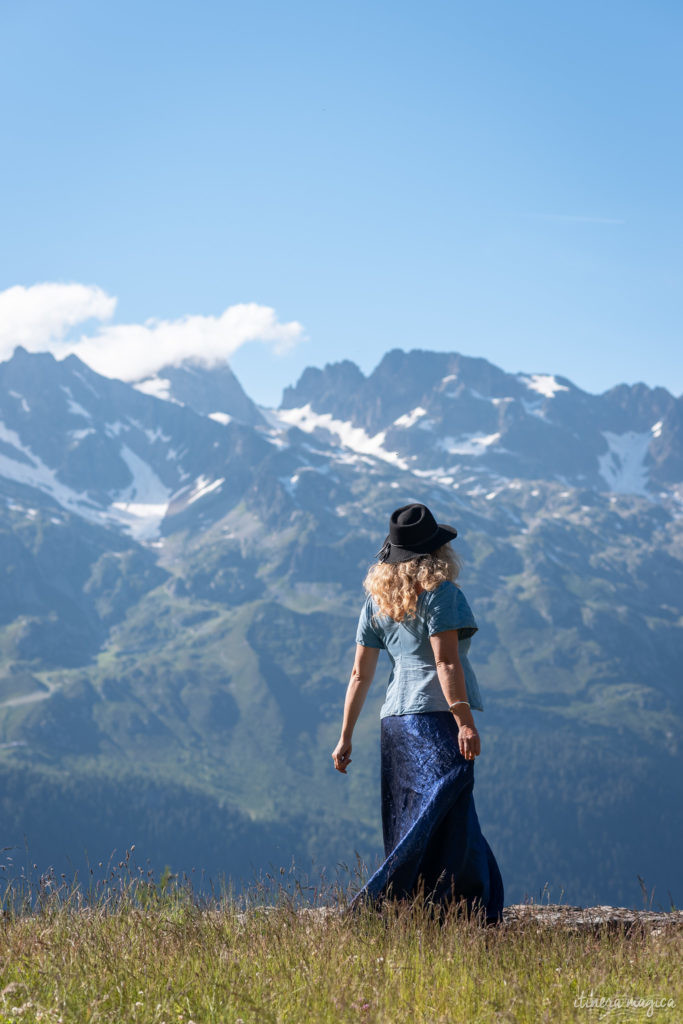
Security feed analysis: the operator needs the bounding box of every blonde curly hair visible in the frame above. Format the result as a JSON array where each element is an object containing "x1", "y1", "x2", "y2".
[{"x1": 363, "y1": 543, "x2": 462, "y2": 622}]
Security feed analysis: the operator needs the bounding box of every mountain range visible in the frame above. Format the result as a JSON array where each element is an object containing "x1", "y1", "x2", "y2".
[{"x1": 1, "y1": 344, "x2": 681, "y2": 908}]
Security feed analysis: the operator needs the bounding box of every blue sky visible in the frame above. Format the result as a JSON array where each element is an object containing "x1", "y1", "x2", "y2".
[{"x1": 1, "y1": 0, "x2": 681, "y2": 405}]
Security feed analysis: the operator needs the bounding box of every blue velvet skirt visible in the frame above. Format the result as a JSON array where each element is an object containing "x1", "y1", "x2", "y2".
[{"x1": 348, "y1": 711, "x2": 504, "y2": 923}]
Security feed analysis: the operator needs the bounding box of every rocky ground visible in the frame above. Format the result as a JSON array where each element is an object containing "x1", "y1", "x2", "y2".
[
  {"x1": 498, "y1": 903, "x2": 683, "y2": 934},
  {"x1": 253, "y1": 903, "x2": 683, "y2": 934}
]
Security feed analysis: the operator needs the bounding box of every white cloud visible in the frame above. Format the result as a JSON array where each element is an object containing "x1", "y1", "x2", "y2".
[
  {"x1": 0, "y1": 282, "x2": 306, "y2": 381},
  {"x1": 0, "y1": 282, "x2": 117, "y2": 353}
]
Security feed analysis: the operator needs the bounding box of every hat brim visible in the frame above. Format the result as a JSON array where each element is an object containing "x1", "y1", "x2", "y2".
[{"x1": 380, "y1": 523, "x2": 458, "y2": 563}]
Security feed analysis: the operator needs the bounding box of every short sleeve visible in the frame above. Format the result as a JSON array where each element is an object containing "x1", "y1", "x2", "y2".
[
  {"x1": 355, "y1": 595, "x2": 385, "y2": 649},
  {"x1": 425, "y1": 581, "x2": 478, "y2": 640}
]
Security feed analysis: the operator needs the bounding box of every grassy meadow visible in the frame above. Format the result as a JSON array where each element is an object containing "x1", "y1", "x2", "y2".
[{"x1": 1, "y1": 853, "x2": 680, "y2": 1024}]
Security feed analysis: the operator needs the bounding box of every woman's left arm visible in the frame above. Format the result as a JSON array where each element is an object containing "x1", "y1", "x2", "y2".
[
  {"x1": 430, "y1": 630, "x2": 481, "y2": 760},
  {"x1": 332, "y1": 644, "x2": 380, "y2": 774}
]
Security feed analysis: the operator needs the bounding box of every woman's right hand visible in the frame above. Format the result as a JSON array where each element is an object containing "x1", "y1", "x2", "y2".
[{"x1": 458, "y1": 724, "x2": 481, "y2": 761}]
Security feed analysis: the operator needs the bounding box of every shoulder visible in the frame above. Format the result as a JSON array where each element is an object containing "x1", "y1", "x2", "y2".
[
  {"x1": 425, "y1": 579, "x2": 460, "y2": 607},
  {"x1": 435, "y1": 579, "x2": 459, "y2": 595},
  {"x1": 362, "y1": 592, "x2": 380, "y2": 617},
  {"x1": 424, "y1": 580, "x2": 477, "y2": 636},
  {"x1": 359, "y1": 592, "x2": 387, "y2": 631}
]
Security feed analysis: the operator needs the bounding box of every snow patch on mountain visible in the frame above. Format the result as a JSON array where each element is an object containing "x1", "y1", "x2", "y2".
[
  {"x1": 597, "y1": 430, "x2": 652, "y2": 496},
  {"x1": 279, "y1": 474, "x2": 299, "y2": 496},
  {"x1": 0, "y1": 420, "x2": 102, "y2": 516},
  {"x1": 110, "y1": 445, "x2": 172, "y2": 540},
  {"x1": 518, "y1": 374, "x2": 570, "y2": 398},
  {"x1": 143, "y1": 426, "x2": 172, "y2": 444},
  {"x1": 209, "y1": 412, "x2": 232, "y2": 425},
  {"x1": 105, "y1": 421, "x2": 127, "y2": 437},
  {"x1": 185, "y1": 475, "x2": 225, "y2": 505},
  {"x1": 394, "y1": 407, "x2": 428, "y2": 428},
  {"x1": 257, "y1": 407, "x2": 284, "y2": 431},
  {"x1": 521, "y1": 398, "x2": 548, "y2": 420},
  {"x1": 440, "y1": 432, "x2": 502, "y2": 456},
  {"x1": 134, "y1": 377, "x2": 182, "y2": 404},
  {"x1": 60, "y1": 386, "x2": 91, "y2": 419},
  {"x1": 70, "y1": 369, "x2": 100, "y2": 398},
  {"x1": 9, "y1": 391, "x2": 30, "y2": 413},
  {"x1": 468, "y1": 388, "x2": 493, "y2": 402},
  {"x1": 275, "y1": 404, "x2": 408, "y2": 469}
]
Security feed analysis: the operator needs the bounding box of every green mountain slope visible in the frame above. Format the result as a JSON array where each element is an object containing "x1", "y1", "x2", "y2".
[{"x1": 2, "y1": 480, "x2": 680, "y2": 907}]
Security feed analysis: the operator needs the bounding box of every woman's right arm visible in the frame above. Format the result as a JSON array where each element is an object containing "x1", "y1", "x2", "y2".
[{"x1": 332, "y1": 644, "x2": 380, "y2": 774}]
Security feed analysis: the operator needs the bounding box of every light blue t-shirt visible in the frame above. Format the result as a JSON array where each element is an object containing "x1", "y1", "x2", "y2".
[{"x1": 355, "y1": 580, "x2": 484, "y2": 718}]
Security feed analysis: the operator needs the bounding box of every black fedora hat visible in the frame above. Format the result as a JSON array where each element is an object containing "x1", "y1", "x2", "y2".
[{"x1": 376, "y1": 503, "x2": 458, "y2": 563}]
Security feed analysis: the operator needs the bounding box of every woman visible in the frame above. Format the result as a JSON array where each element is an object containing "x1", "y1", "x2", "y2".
[{"x1": 332, "y1": 502, "x2": 504, "y2": 924}]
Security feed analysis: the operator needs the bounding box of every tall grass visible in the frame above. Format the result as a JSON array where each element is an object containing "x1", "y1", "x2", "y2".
[{"x1": 1, "y1": 848, "x2": 680, "y2": 1024}]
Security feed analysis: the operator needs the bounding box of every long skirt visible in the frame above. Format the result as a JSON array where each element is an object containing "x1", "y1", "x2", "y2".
[{"x1": 348, "y1": 711, "x2": 504, "y2": 923}]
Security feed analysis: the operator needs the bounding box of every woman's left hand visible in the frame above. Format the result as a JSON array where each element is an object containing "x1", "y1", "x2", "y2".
[
  {"x1": 332, "y1": 738, "x2": 352, "y2": 774},
  {"x1": 458, "y1": 724, "x2": 481, "y2": 760}
]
